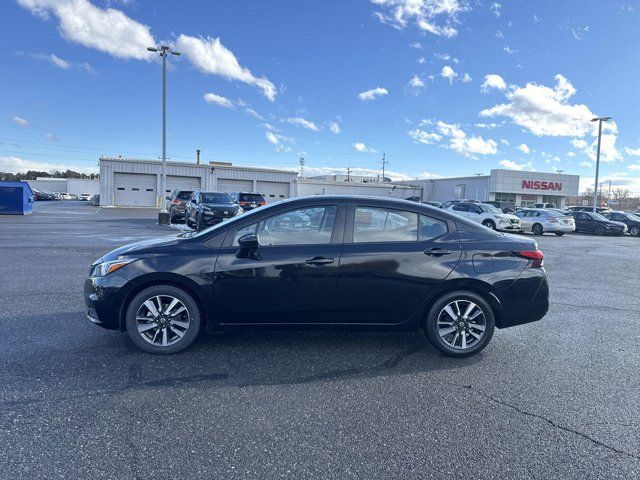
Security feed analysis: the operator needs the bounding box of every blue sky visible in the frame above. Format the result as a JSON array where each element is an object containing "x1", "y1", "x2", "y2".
[{"x1": 2, "y1": 0, "x2": 640, "y2": 193}]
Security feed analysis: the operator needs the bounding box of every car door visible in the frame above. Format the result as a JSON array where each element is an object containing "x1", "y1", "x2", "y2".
[
  {"x1": 467, "y1": 204, "x2": 484, "y2": 223},
  {"x1": 335, "y1": 205, "x2": 461, "y2": 325},
  {"x1": 575, "y1": 212, "x2": 593, "y2": 232},
  {"x1": 212, "y1": 203, "x2": 345, "y2": 324},
  {"x1": 515, "y1": 210, "x2": 530, "y2": 229}
]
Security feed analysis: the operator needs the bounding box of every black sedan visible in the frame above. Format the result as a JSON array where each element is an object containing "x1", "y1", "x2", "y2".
[
  {"x1": 185, "y1": 191, "x2": 243, "y2": 230},
  {"x1": 567, "y1": 211, "x2": 627, "y2": 236},
  {"x1": 84, "y1": 196, "x2": 549, "y2": 357},
  {"x1": 603, "y1": 211, "x2": 640, "y2": 236}
]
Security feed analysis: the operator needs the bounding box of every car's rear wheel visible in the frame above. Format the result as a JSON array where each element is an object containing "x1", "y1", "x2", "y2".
[
  {"x1": 630, "y1": 226, "x2": 640, "y2": 236},
  {"x1": 424, "y1": 291, "x2": 495, "y2": 358},
  {"x1": 186, "y1": 214, "x2": 194, "y2": 228},
  {"x1": 555, "y1": 231, "x2": 565, "y2": 236},
  {"x1": 532, "y1": 223, "x2": 544, "y2": 235},
  {"x1": 195, "y1": 214, "x2": 203, "y2": 231},
  {"x1": 482, "y1": 220, "x2": 496, "y2": 230},
  {"x1": 125, "y1": 285, "x2": 201, "y2": 354},
  {"x1": 595, "y1": 225, "x2": 606, "y2": 236}
]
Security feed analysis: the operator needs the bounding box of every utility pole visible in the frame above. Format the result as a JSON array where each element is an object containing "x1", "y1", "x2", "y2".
[
  {"x1": 299, "y1": 156, "x2": 305, "y2": 177},
  {"x1": 591, "y1": 116, "x2": 612, "y2": 212},
  {"x1": 147, "y1": 44, "x2": 181, "y2": 224},
  {"x1": 346, "y1": 166, "x2": 352, "y2": 182},
  {"x1": 608, "y1": 180, "x2": 612, "y2": 203},
  {"x1": 196, "y1": 149, "x2": 201, "y2": 165},
  {"x1": 381, "y1": 153, "x2": 387, "y2": 183}
]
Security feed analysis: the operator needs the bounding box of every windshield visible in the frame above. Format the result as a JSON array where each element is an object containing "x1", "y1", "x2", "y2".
[
  {"x1": 628, "y1": 213, "x2": 640, "y2": 221},
  {"x1": 480, "y1": 204, "x2": 503, "y2": 214},
  {"x1": 239, "y1": 193, "x2": 265, "y2": 202},
  {"x1": 201, "y1": 192, "x2": 232, "y2": 204},
  {"x1": 187, "y1": 202, "x2": 276, "y2": 238},
  {"x1": 592, "y1": 213, "x2": 608, "y2": 221},
  {"x1": 177, "y1": 191, "x2": 192, "y2": 200}
]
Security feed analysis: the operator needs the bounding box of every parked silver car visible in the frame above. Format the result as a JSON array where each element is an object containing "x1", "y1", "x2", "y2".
[{"x1": 514, "y1": 208, "x2": 575, "y2": 236}]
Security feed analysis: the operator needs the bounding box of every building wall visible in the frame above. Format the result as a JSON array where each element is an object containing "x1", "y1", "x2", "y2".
[{"x1": 296, "y1": 179, "x2": 421, "y2": 199}]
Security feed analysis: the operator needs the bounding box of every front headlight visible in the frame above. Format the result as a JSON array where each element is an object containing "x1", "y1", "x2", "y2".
[
  {"x1": 235, "y1": 207, "x2": 244, "y2": 215},
  {"x1": 91, "y1": 259, "x2": 134, "y2": 277}
]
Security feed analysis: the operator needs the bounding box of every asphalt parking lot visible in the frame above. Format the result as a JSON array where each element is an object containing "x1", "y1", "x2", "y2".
[{"x1": 1, "y1": 201, "x2": 639, "y2": 479}]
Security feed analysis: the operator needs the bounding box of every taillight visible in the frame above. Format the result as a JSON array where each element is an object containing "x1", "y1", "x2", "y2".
[
  {"x1": 260, "y1": 201, "x2": 267, "y2": 205},
  {"x1": 548, "y1": 217, "x2": 559, "y2": 223},
  {"x1": 513, "y1": 250, "x2": 544, "y2": 268},
  {"x1": 171, "y1": 199, "x2": 181, "y2": 205}
]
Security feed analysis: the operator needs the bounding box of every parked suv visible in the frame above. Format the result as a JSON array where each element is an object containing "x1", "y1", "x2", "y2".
[
  {"x1": 229, "y1": 192, "x2": 267, "y2": 211},
  {"x1": 166, "y1": 189, "x2": 194, "y2": 223},
  {"x1": 602, "y1": 211, "x2": 640, "y2": 236},
  {"x1": 440, "y1": 199, "x2": 480, "y2": 210},
  {"x1": 514, "y1": 208, "x2": 575, "y2": 236},
  {"x1": 567, "y1": 211, "x2": 626, "y2": 235},
  {"x1": 447, "y1": 202, "x2": 521, "y2": 231},
  {"x1": 185, "y1": 191, "x2": 243, "y2": 230}
]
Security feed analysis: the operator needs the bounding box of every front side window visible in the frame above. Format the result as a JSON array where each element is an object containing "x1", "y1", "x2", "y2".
[
  {"x1": 452, "y1": 203, "x2": 470, "y2": 212},
  {"x1": 354, "y1": 207, "x2": 418, "y2": 243},
  {"x1": 233, "y1": 206, "x2": 337, "y2": 246}
]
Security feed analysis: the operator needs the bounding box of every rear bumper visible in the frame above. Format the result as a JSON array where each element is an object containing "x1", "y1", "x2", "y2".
[
  {"x1": 545, "y1": 223, "x2": 575, "y2": 232},
  {"x1": 493, "y1": 269, "x2": 549, "y2": 328}
]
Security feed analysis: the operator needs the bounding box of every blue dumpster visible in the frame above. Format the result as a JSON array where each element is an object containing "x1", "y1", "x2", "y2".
[{"x1": 0, "y1": 181, "x2": 35, "y2": 215}]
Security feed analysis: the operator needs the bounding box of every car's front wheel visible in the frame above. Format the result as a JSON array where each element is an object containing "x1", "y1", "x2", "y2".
[
  {"x1": 555, "y1": 231, "x2": 565, "y2": 236},
  {"x1": 532, "y1": 223, "x2": 544, "y2": 235},
  {"x1": 482, "y1": 220, "x2": 496, "y2": 230},
  {"x1": 125, "y1": 285, "x2": 201, "y2": 354},
  {"x1": 595, "y1": 225, "x2": 606, "y2": 236},
  {"x1": 630, "y1": 226, "x2": 640, "y2": 236},
  {"x1": 424, "y1": 291, "x2": 495, "y2": 357}
]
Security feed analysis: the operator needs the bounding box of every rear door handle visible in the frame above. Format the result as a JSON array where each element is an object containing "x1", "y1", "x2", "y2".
[
  {"x1": 424, "y1": 248, "x2": 452, "y2": 257},
  {"x1": 305, "y1": 257, "x2": 334, "y2": 266}
]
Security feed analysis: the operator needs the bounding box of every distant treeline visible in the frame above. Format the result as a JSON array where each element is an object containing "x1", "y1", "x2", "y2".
[{"x1": 0, "y1": 170, "x2": 99, "y2": 181}]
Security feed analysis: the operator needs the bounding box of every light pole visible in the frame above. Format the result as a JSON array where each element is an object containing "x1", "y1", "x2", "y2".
[
  {"x1": 147, "y1": 45, "x2": 180, "y2": 224},
  {"x1": 590, "y1": 116, "x2": 611, "y2": 213}
]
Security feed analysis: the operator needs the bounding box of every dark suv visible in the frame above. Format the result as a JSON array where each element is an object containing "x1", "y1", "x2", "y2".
[
  {"x1": 185, "y1": 191, "x2": 242, "y2": 230},
  {"x1": 166, "y1": 190, "x2": 194, "y2": 222},
  {"x1": 230, "y1": 192, "x2": 267, "y2": 211}
]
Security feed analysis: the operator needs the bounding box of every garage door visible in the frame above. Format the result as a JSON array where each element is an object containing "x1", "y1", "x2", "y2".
[
  {"x1": 114, "y1": 173, "x2": 157, "y2": 207},
  {"x1": 217, "y1": 178, "x2": 253, "y2": 194},
  {"x1": 166, "y1": 175, "x2": 201, "y2": 195},
  {"x1": 257, "y1": 181, "x2": 290, "y2": 201}
]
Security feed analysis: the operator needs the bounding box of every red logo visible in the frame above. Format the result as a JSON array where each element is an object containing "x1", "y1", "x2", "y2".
[{"x1": 522, "y1": 180, "x2": 562, "y2": 191}]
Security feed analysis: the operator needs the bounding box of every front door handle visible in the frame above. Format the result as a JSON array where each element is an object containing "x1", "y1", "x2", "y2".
[
  {"x1": 305, "y1": 257, "x2": 334, "y2": 266},
  {"x1": 424, "y1": 248, "x2": 452, "y2": 257}
]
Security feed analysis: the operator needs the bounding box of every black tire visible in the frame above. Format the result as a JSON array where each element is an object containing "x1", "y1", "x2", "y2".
[
  {"x1": 630, "y1": 226, "x2": 640, "y2": 236},
  {"x1": 595, "y1": 225, "x2": 606, "y2": 236},
  {"x1": 186, "y1": 214, "x2": 194, "y2": 229},
  {"x1": 125, "y1": 285, "x2": 201, "y2": 354},
  {"x1": 424, "y1": 290, "x2": 495, "y2": 358},
  {"x1": 195, "y1": 214, "x2": 202, "y2": 231},
  {"x1": 532, "y1": 223, "x2": 544, "y2": 236},
  {"x1": 482, "y1": 220, "x2": 496, "y2": 230},
  {"x1": 554, "y1": 231, "x2": 565, "y2": 236}
]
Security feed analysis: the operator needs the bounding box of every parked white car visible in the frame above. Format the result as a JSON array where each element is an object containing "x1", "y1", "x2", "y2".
[
  {"x1": 78, "y1": 193, "x2": 92, "y2": 201},
  {"x1": 447, "y1": 203, "x2": 522, "y2": 231},
  {"x1": 514, "y1": 208, "x2": 575, "y2": 236}
]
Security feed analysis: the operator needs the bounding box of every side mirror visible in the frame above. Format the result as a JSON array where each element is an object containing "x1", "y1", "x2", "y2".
[
  {"x1": 165, "y1": 196, "x2": 171, "y2": 201},
  {"x1": 236, "y1": 233, "x2": 260, "y2": 258},
  {"x1": 191, "y1": 199, "x2": 197, "y2": 204}
]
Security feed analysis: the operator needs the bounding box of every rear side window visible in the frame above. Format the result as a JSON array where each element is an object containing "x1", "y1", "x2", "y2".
[
  {"x1": 177, "y1": 191, "x2": 192, "y2": 200},
  {"x1": 419, "y1": 216, "x2": 448, "y2": 241},
  {"x1": 452, "y1": 203, "x2": 470, "y2": 212},
  {"x1": 354, "y1": 207, "x2": 417, "y2": 243}
]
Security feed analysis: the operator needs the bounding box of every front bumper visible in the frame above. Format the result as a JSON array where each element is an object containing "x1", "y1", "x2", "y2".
[
  {"x1": 201, "y1": 211, "x2": 237, "y2": 226},
  {"x1": 497, "y1": 222, "x2": 522, "y2": 232},
  {"x1": 83, "y1": 273, "x2": 129, "y2": 330}
]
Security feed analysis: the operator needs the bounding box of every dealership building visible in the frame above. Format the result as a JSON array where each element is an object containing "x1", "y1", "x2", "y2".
[{"x1": 406, "y1": 169, "x2": 580, "y2": 208}]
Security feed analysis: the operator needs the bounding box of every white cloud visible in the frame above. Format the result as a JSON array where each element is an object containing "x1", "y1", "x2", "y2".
[
  {"x1": 567, "y1": 151, "x2": 576, "y2": 157},
  {"x1": 628, "y1": 164, "x2": 640, "y2": 171},
  {"x1": 265, "y1": 131, "x2": 280, "y2": 145},
  {"x1": 495, "y1": 30, "x2": 504, "y2": 38},
  {"x1": 244, "y1": 108, "x2": 263, "y2": 120},
  {"x1": 18, "y1": 51, "x2": 97, "y2": 74},
  {"x1": 371, "y1": 0, "x2": 468, "y2": 37},
  {"x1": 571, "y1": 136, "x2": 621, "y2": 163},
  {"x1": 358, "y1": 87, "x2": 388, "y2": 101},
  {"x1": 440, "y1": 65, "x2": 457, "y2": 83},
  {"x1": 176, "y1": 35, "x2": 277, "y2": 101},
  {"x1": 625, "y1": 147, "x2": 640, "y2": 157},
  {"x1": 500, "y1": 139, "x2": 509, "y2": 145},
  {"x1": 286, "y1": 117, "x2": 319, "y2": 131},
  {"x1": 503, "y1": 46, "x2": 517, "y2": 55},
  {"x1": 17, "y1": 0, "x2": 156, "y2": 61},
  {"x1": 43, "y1": 132, "x2": 60, "y2": 142},
  {"x1": 409, "y1": 42, "x2": 422, "y2": 49},
  {"x1": 481, "y1": 74, "x2": 506, "y2": 92},
  {"x1": 0, "y1": 156, "x2": 97, "y2": 174},
  {"x1": 407, "y1": 129, "x2": 442, "y2": 144},
  {"x1": 264, "y1": 129, "x2": 293, "y2": 152},
  {"x1": 462, "y1": 73, "x2": 472, "y2": 83},
  {"x1": 499, "y1": 159, "x2": 531, "y2": 171},
  {"x1": 12, "y1": 116, "x2": 29, "y2": 127},
  {"x1": 579, "y1": 161, "x2": 592, "y2": 168},
  {"x1": 352, "y1": 142, "x2": 376, "y2": 153},
  {"x1": 518, "y1": 143, "x2": 530, "y2": 154},
  {"x1": 436, "y1": 121, "x2": 498, "y2": 157},
  {"x1": 490, "y1": 2, "x2": 502, "y2": 17},
  {"x1": 328, "y1": 121, "x2": 341, "y2": 134},
  {"x1": 203, "y1": 92, "x2": 235, "y2": 109}
]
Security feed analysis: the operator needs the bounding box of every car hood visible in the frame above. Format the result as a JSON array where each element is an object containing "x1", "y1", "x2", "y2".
[
  {"x1": 608, "y1": 220, "x2": 627, "y2": 228},
  {"x1": 96, "y1": 235, "x2": 183, "y2": 264},
  {"x1": 202, "y1": 203, "x2": 237, "y2": 210},
  {"x1": 496, "y1": 213, "x2": 519, "y2": 221}
]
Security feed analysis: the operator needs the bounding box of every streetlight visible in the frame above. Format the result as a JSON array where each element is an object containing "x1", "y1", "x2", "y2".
[
  {"x1": 147, "y1": 45, "x2": 181, "y2": 224},
  {"x1": 590, "y1": 116, "x2": 612, "y2": 213}
]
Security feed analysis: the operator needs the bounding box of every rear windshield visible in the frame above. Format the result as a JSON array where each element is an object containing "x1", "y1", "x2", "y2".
[
  {"x1": 239, "y1": 193, "x2": 265, "y2": 202},
  {"x1": 202, "y1": 193, "x2": 232, "y2": 204},
  {"x1": 177, "y1": 191, "x2": 193, "y2": 200}
]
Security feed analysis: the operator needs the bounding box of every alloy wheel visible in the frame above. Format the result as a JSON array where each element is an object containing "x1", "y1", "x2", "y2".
[
  {"x1": 135, "y1": 295, "x2": 191, "y2": 347},
  {"x1": 437, "y1": 300, "x2": 486, "y2": 350},
  {"x1": 631, "y1": 226, "x2": 639, "y2": 236}
]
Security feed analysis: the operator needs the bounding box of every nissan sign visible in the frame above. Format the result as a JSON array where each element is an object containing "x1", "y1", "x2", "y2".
[{"x1": 522, "y1": 180, "x2": 563, "y2": 191}]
